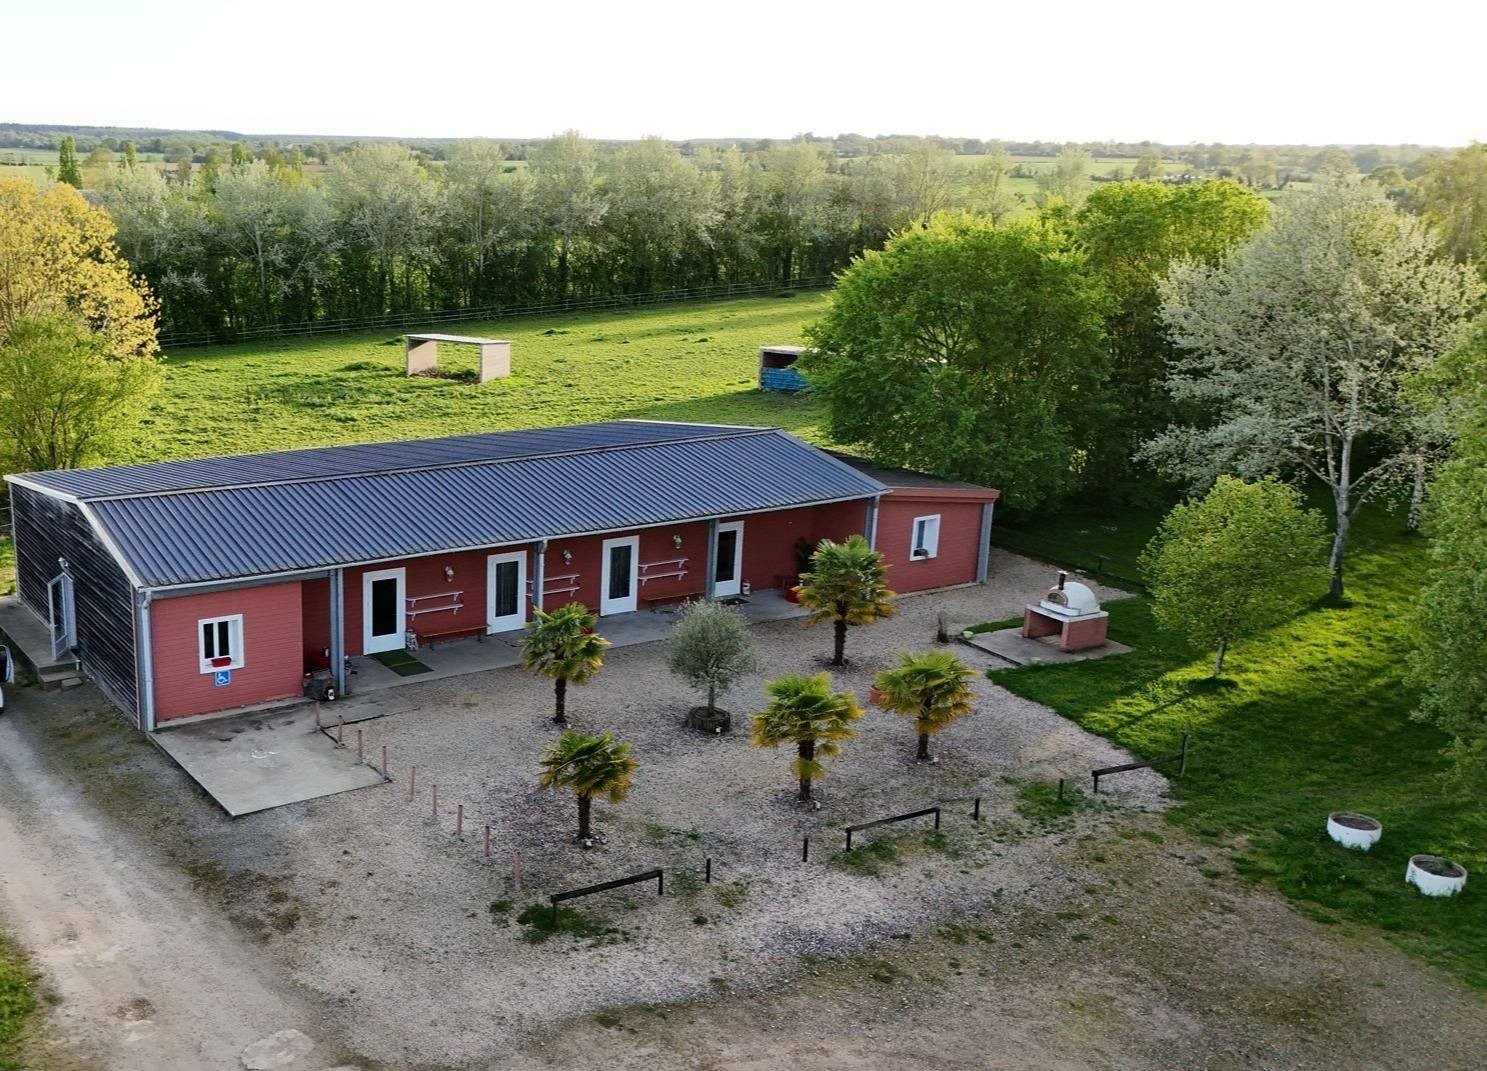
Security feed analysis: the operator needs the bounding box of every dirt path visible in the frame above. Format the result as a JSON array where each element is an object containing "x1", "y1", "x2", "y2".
[{"x1": 0, "y1": 716, "x2": 340, "y2": 1071}]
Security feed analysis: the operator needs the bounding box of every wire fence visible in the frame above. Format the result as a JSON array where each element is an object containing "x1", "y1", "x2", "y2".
[
  {"x1": 991, "y1": 528, "x2": 1147, "y2": 592},
  {"x1": 158, "y1": 276, "x2": 836, "y2": 349}
]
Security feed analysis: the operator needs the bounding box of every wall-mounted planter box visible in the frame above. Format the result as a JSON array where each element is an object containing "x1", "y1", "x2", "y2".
[
  {"x1": 1326, "y1": 811, "x2": 1382, "y2": 851},
  {"x1": 1406, "y1": 854, "x2": 1468, "y2": 897}
]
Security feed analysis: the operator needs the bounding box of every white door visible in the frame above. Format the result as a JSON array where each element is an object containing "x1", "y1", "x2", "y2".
[
  {"x1": 713, "y1": 521, "x2": 744, "y2": 598},
  {"x1": 47, "y1": 573, "x2": 76, "y2": 661},
  {"x1": 486, "y1": 550, "x2": 527, "y2": 634},
  {"x1": 600, "y1": 536, "x2": 640, "y2": 615},
  {"x1": 362, "y1": 567, "x2": 406, "y2": 654}
]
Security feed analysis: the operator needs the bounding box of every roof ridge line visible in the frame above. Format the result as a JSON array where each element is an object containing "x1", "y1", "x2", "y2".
[{"x1": 81, "y1": 423, "x2": 776, "y2": 503}]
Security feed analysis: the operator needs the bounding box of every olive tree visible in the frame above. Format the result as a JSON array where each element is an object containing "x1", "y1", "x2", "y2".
[
  {"x1": 666, "y1": 599, "x2": 760, "y2": 723},
  {"x1": 1140, "y1": 477, "x2": 1329, "y2": 678}
]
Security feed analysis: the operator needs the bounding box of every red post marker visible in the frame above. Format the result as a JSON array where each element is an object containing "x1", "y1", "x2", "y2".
[
  {"x1": 432, "y1": 784, "x2": 439, "y2": 818},
  {"x1": 356, "y1": 729, "x2": 364, "y2": 764},
  {"x1": 456, "y1": 804, "x2": 464, "y2": 837},
  {"x1": 381, "y1": 745, "x2": 388, "y2": 778},
  {"x1": 408, "y1": 765, "x2": 416, "y2": 799},
  {"x1": 513, "y1": 850, "x2": 524, "y2": 890},
  {"x1": 483, "y1": 826, "x2": 491, "y2": 859}
]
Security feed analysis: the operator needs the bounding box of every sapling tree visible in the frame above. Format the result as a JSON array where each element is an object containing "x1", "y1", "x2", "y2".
[
  {"x1": 665, "y1": 599, "x2": 760, "y2": 721},
  {"x1": 538, "y1": 730, "x2": 637, "y2": 842},
  {"x1": 1140, "y1": 477, "x2": 1329, "y2": 678},
  {"x1": 795, "y1": 536, "x2": 895, "y2": 667},
  {"x1": 520, "y1": 602, "x2": 609, "y2": 725},
  {"x1": 873, "y1": 650, "x2": 976, "y2": 762},
  {"x1": 1143, "y1": 181, "x2": 1482, "y2": 600},
  {"x1": 750, "y1": 673, "x2": 863, "y2": 804}
]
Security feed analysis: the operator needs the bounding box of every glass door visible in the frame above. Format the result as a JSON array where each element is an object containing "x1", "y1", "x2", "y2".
[
  {"x1": 486, "y1": 551, "x2": 527, "y2": 633},
  {"x1": 713, "y1": 521, "x2": 744, "y2": 597},
  {"x1": 362, "y1": 568, "x2": 406, "y2": 654},
  {"x1": 600, "y1": 536, "x2": 639, "y2": 615}
]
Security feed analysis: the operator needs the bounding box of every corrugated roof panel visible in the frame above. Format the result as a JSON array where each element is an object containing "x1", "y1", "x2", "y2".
[
  {"x1": 14, "y1": 420, "x2": 750, "y2": 499},
  {"x1": 88, "y1": 431, "x2": 886, "y2": 587}
]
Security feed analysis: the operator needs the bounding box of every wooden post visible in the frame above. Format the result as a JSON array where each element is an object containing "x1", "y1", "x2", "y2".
[
  {"x1": 484, "y1": 826, "x2": 492, "y2": 859},
  {"x1": 408, "y1": 765, "x2": 416, "y2": 800},
  {"x1": 455, "y1": 804, "x2": 464, "y2": 837}
]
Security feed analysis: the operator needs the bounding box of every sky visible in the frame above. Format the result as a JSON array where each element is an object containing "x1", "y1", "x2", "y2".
[{"x1": 5, "y1": 0, "x2": 1483, "y2": 146}]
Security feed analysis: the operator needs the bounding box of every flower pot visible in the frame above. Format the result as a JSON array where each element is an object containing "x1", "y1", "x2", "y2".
[
  {"x1": 868, "y1": 685, "x2": 885, "y2": 707},
  {"x1": 1406, "y1": 854, "x2": 1468, "y2": 897},
  {"x1": 1326, "y1": 811, "x2": 1382, "y2": 851}
]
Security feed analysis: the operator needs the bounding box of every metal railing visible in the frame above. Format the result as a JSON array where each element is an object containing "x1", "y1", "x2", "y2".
[{"x1": 158, "y1": 275, "x2": 835, "y2": 349}]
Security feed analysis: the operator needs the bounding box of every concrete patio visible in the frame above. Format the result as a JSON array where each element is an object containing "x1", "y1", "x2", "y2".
[
  {"x1": 350, "y1": 589, "x2": 808, "y2": 693},
  {"x1": 969, "y1": 626, "x2": 1133, "y2": 667}
]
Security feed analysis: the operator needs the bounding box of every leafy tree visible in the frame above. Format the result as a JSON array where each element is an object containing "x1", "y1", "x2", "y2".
[
  {"x1": 665, "y1": 599, "x2": 760, "y2": 719},
  {"x1": 530, "y1": 131, "x2": 606, "y2": 300},
  {"x1": 1074, "y1": 180, "x2": 1268, "y2": 497},
  {"x1": 757, "y1": 141, "x2": 826, "y2": 285},
  {"x1": 1034, "y1": 147, "x2": 1091, "y2": 208},
  {"x1": 56, "y1": 136, "x2": 82, "y2": 188},
  {"x1": 0, "y1": 178, "x2": 158, "y2": 359},
  {"x1": 803, "y1": 214, "x2": 1109, "y2": 510},
  {"x1": 538, "y1": 730, "x2": 637, "y2": 841},
  {"x1": 521, "y1": 603, "x2": 610, "y2": 725},
  {"x1": 1410, "y1": 318, "x2": 1487, "y2": 786},
  {"x1": 1132, "y1": 151, "x2": 1164, "y2": 181},
  {"x1": 873, "y1": 651, "x2": 976, "y2": 761},
  {"x1": 0, "y1": 316, "x2": 162, "y2": 472},
  {"x1": 1140, "y1": 477, "x2": 1329, "y2": 677},
  {"x1": 795, "y1": 536, "x2": 895, "y2": 667},
  {"x1": 1420, "y1": 144, "x2": 1487, "y2": 265},
  {"x1": 750, "y1": 673, "x2": 863, "y2": 803},
  {"x1": 444, "y1": 138, "x2": 531, "y2": 301},
  {"x1": 890, "y1": 141, "x2": 959, "y2": 224},
  {"x1": 230, "y1": 142, "x2": 251, "y2": 167},
  {"x1": 1143, "y1": 181, "x2": 1483, "y2": 599},
  {"x1": 325, "y1": 143, "x2": 438, "y2": 313},
  {"x1": 122, "y1": 140, "x2": 137, "y2": 169}
]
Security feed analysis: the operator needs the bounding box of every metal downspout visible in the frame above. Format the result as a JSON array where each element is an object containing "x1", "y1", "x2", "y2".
[
  {"x1": 704, "y1": 519, "x2": 719, "y2": 600},
  {"x1": 136, "y1": 590, "x2": 157, "y2": 732},
  {"x1": 865, "y1": 496, "x2": 881, "y2": 549},
  {"x1": 329, "y1": 568, "x2": 346, "y2": 695},
  {"x1": 976, "y1": 501, "x2": 996, "y2": 584},
  {"x1": 531, "y1": 540, "x2": 547, "y2": 613}
]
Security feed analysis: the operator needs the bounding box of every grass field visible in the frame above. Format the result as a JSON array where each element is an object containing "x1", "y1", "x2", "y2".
[
  {"x1": 992, "y1": 502, "x2": 1487, "y2": 990},
  {"x1": 0, "y1": 934, "x2": 37, "y2": 1071}
]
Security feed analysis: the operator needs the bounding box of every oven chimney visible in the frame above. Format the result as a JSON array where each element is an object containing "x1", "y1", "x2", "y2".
[{"x1": 1057, "y1": 571, "x2": 1067, "y2": 590}]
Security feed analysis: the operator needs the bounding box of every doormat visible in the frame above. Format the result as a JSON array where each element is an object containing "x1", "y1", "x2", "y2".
[{"x1": 370, "y1": 649, "x2": 433, "y2": 676}]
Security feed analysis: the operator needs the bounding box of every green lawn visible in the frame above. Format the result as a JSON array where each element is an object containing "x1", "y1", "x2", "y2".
[
  {"x1": 0, "y1": 935, "x2": 37, "y2": 1071},
  {"x1": 0, "y1": 293, "x2": 831, "y2": 592},
  {"x1": 992, "y1": 503, "x2": 1487, "y2": 989},
  {"x1": 133, "y1": 292, "x2": 830, "y2": 462}
]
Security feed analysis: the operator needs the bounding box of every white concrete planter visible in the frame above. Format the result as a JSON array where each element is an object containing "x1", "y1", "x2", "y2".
[
  {"x1": 1406, "y1": 854, "x2": 1468, "y2": 897},
  {"x1": 1326, "y1": 811, "x2": 1382, "y2": 851}
]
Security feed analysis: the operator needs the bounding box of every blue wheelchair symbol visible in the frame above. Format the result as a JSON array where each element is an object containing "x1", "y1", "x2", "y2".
[{"x1": 214, "y1": 669, "x2": 232, "y2": 687}]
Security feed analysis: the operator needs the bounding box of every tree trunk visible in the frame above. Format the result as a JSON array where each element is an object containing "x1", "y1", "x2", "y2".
[
  {"x1": 706, "y1": 681, "x2": 716, "y2": 716},
  {"x1": 916, "y1": 731, "x2": 931, "y2": 762},
  {"x1": 558, "y1": 233, "x2": 571, "y2": 302},
  {"x1": 554, "y1": 676, "x2": 568, "y2": 724},
  {"x1": 797, "y1": 739, "x2": 815, "y2": 802},
  {"x1": 1212, "y1": 636, "x2": 1228, "y2": 679},
  {"x1": 1407, "y1": 457, "x2": 1427, "y2": 532},
  {"x1": 832, "y1": 615, "x2": 847, "y2": 667},
  {"x1": 1328, "y1": 506, "x2": 1350, "y2": 601},
  {"x1": 577, "y1": 793, "x2": 592, "y2": 840}
]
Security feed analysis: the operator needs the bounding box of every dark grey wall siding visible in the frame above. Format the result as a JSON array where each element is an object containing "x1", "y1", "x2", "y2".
[{"x1": 11, "y1": 486, "x2": 140, "y2": 725}]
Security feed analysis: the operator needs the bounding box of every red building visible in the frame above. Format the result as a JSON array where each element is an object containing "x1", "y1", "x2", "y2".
[{"x1": 6, "y1": 422, "x2": 997, "y2": 729}]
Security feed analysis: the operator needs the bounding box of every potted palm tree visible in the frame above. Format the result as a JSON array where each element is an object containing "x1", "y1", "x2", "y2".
[
  {"x1": 521, "y1": 603, "x2": 610, "y2": 725},
  {"x1": 873, "y1": 650, "x2": 976, "y2": 762},
  {"x1": 538, "y1": 730, "x2": 638, "y2": 844},
  {"x1": 750, "y1": 672, "x2": 863, "y2": 804},
  {"x1": 794, "y1": 535, "x2": 895, "y2": 666}
]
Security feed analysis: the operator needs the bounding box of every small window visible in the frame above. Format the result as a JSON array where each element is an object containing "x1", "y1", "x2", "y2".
[
  {"x1": 910, "y1": 515, "x2": 941, "y2": 560},
  {"x1": 198, "y1": 614, "x2": 245, "y2": 674}
]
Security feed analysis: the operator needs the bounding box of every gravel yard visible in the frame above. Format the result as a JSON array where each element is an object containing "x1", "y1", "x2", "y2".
[{"x1": 185, "y1": 553, "x2": 1161, "y2": 1067}]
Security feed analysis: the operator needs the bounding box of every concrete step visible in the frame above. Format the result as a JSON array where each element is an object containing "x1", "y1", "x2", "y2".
[{"x1": 37, "y1": 665, "x2": 87, "y2": 690}]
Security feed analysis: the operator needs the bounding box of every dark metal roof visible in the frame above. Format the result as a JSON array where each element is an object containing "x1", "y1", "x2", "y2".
[
  {"x1": 23, "y1": 422, "x2": 886, "y2": 588},
  {"x1": 828, "y1": 453, "x2": 1000, "y2": 497},
  {"x1": 14, "y1": 421, "x2": 740, "y2": 500}
]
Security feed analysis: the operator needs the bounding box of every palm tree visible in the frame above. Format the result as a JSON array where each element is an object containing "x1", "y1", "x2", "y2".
[
  {"x1": 873, "y1": 651, "x2": 976, "y2": 762},
  {"x1": 794, "y1": 536, "x2": 895, "y2": 666},
  {"x1": 521, "y1": 603, "x2": 610, "y2": 725},
  {"x1": 538, "y1": 730, "x2": 637, "y2": 841},
  {"x1": 750, "y1": 673, "x2": 863, "y2": 803}
]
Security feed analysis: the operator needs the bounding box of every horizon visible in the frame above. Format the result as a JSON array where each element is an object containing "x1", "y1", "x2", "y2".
[{"x1": 6, "y1": 0, "x2": 1484, "y2": 146}]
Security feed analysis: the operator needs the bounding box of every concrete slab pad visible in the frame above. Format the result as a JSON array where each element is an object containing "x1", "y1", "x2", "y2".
[
  {"x1": 153, "y1": 705, "x2": 386, "y2": 817},
  {"x1": 968, "y1": 626, "x2": 1132, "y2": 668}
]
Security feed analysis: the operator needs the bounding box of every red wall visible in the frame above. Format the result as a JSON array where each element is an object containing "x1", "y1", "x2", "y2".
[
  {"x1": 151, "y1": 581, "x2": 304, "y2": 722},
  {"x1": 877, "y1": 496, "x2": 987, "y2": 593},
  {"x1": 543, "y1": 520, "x2": 711, "y2": 611},
  {"x1": 341, "y1": 546, "x2": 518, "y2": 655}
]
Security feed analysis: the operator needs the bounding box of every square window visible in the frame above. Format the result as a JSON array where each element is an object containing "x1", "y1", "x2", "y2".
[
  {"x1": 911, "y1": 515, "x2": 941, "y2": 560},
  {"x1": 198, "y1": 614, "x2": 245, "y2": 674}
]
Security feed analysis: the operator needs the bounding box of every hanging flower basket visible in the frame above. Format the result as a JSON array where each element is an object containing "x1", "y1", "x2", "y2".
[
  {"x1": 1326, "y1": 811, "x2": 1382, "y2": 851},
  {"x1": 1406, "y1": 854, "x2": 1468, "y2": 897}
]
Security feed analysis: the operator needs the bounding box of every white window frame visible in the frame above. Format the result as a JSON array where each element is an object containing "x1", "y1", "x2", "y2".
[
  {"x1": 198, "y1": 614, "x2": 245, "y2": 674},
  {"x1": 910, "y1": 514, "x2": 941, "y2": 560}
]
